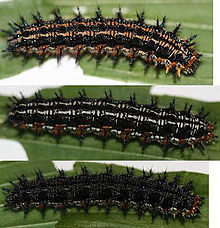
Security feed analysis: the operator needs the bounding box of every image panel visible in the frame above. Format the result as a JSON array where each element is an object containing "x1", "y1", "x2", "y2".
[
  {"x1": 0, "y1": 0, "x2": 213, "y2": 85},
  {"x1": 0, "y1": 85, "x2": 218, "y2": 161},
  {"x1": 0, "y1": 161, "x2": 209, "y2": 228}
]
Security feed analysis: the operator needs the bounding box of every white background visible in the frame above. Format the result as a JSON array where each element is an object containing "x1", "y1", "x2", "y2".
[
  {"x1": 214, "y1": 0, "x2": 219, "y2": 85},
  {"x1": 209, "y1": 161, "x2": 219, "y2": 228},
  {"x1": 211, "y1": 0, "x2": 219, "y2": 227},
  {"x1": 52, "y1": 160, "x2": 209, "y2": 174},
  {"x1": 0, "y1": 85, "x2": 219, "y2": 101}
]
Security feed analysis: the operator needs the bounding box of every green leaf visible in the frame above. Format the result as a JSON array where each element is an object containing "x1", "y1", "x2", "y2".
[
  {"x1": 0, "y1": 162, "x2": 208, "y2": 228},
  {"x1": 0, "y1": 161, "x2": 60, "y2": 228},
  {"x1": 0, "y1": 86, "x2": 219, "y2": 160},
  {"x1": 0, "y1": 0, "x2": 212, "y2": 84}
]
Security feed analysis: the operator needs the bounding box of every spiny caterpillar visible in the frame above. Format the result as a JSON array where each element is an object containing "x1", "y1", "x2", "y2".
[
  {"x1": 3, "y1": 167, "x2": 203, "y2": 220},
  {"x1": 7, "y1": 90, "x2": 215, "y2": 151},
  {"x1": 2, "y1": 7, "x2": 201, "y2": 77}
]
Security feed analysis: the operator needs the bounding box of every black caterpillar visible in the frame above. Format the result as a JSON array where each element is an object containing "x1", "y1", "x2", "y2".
[
  {"x1": 3, "y1": 167, "x2": 203, "y2": 220},
  {"x1": 7, "y1": 90, "x2": 214, "y2": 151},
  {"x1": 2, "y1": 7, "x2": 201, "y2": 77}
]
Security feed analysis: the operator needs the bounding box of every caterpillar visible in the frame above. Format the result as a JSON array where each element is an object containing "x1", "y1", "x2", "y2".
[
  {"x1": 7, "y1": 90, "x2": 214, "y2": 151},
  {"x1": 2, "y1": 7, "x2": 201, "y2": 77},
  {"x1": 3, "y1": 167, "x2": 203, "y2": 220}
]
